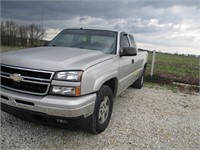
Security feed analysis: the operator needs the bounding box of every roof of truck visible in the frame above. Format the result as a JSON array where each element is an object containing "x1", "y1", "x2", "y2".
[{"x1": 65, "y1": 27, "x2": 123, "y2": 33}]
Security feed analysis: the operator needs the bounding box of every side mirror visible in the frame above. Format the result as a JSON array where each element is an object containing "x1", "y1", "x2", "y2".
[
  {"x1": 120, "y1": 47, "x2": 137, "y2": 57},
  {"x1": 43, "y1": 41, "x2": 50, "y2": 46}
]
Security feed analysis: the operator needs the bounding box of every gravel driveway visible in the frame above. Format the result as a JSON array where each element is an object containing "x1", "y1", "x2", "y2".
[{"x1": 1, "y1": 87, "x2": 200, "y2": 150}]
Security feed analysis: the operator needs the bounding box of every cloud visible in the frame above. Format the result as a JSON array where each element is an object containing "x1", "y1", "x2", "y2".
[
  {"x1": 45, "y1": 28, "x2": 60, "y2": 40},
  {"x1": 1, "y1": 0, "x2": 199, "y2": 55},
  {"x1": 2, "y1": 1, "x2": 198, "y2": 21}
]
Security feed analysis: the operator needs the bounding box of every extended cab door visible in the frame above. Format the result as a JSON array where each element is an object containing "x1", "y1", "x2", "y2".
[
  {"x1": 118, "y1": 33, "x2": 139, "y2": 93},
  {"x1": 128, "y1": 34, "x2": 143, "y2": 81}
]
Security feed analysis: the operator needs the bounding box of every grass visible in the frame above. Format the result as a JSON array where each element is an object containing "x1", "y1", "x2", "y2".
[
  {"x1": 147, "y1": 52, "x2": 199, "y2": 78},
  {"x1": 0, "y1": 46, "x2": 25, "y2": 52},
  {"x1": 146, "y1": 52, "x2": 199, "y2": 93}
]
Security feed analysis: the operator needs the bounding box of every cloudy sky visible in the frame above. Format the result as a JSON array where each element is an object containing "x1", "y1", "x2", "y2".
[{"x1": 1, "y1": 0, "x2": 200, "y2": 55}]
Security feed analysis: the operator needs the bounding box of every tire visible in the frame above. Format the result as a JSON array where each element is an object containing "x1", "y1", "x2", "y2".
[
  {"x1": 86, "y1": 85, "x2": 113, "y2": 134},
  {"x1": 133, "y1": 73, "x2": 144, "y2": 89}
]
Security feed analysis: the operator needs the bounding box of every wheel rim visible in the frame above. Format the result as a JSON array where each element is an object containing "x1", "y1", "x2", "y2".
[{"x1": 98, "y1": 96, "x2": 110, "y2": 124}]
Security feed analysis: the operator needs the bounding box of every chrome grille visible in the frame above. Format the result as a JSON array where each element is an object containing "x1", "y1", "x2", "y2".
[{"x1": 0, "y1": 65, "x2": 54, "y2": 95}]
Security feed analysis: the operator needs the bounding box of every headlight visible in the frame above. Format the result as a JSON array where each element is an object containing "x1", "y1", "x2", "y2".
[
  {"x1": 54, "y1": 71, "x2": 83, "y2": 81},
  {"x1": 50, "y1": 86, "x2": 81, "y2": 96}
]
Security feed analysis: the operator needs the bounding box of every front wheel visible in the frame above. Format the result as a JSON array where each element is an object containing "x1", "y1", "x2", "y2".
[{"x1": 86, "y1": 85, "x2": 113, "y2": 134}]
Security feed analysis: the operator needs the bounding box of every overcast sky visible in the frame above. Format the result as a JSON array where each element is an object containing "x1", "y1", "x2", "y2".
[{"x1": 1, "y1": 0, "x2": 200, "y2": 55}]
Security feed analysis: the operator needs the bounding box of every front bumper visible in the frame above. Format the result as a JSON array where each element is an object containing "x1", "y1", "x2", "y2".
[
  {"x1": 0, "y1": 88, "x2": 96, "y2": 118},
  {"x1": 1, "y1": 103, "x2": 92, "y2": 128}
]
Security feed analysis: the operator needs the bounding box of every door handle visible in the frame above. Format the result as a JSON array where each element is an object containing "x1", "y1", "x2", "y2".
[{"x1": 132, "y1": 59, "x2": 134, "y2": 64}]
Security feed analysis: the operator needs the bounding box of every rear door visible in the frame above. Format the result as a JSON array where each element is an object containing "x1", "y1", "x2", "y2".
[{"x1": 128, "y1": 34, "x2": 143, "y2": 81}]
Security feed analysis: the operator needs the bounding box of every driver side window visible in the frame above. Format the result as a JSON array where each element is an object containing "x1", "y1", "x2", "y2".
[{"x1": 120, "y1": 33, "x2": 130, "y2": 50}]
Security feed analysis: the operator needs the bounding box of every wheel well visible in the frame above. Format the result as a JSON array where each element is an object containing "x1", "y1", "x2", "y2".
[
  {"x1": 144, "y1": 63, "x2": 147, "y2": 73},
  {"x1": 103, "y1": 78, "x2": 118, "y2": 97}
]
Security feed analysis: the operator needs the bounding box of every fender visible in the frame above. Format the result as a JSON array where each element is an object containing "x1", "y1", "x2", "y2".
[{"x1": 93, "y1": 71, "x2": 118, "y2": 92}]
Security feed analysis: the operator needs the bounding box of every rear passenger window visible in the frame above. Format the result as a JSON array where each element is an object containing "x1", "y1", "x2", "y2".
[
  {"x1": 129, "y1": 35, "x2": 136, "y2": 48},
  {"x1": 120, "y1": 33, "x2": 130, "y2": 50}
]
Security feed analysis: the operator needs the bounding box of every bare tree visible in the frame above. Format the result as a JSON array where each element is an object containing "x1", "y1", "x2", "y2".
[
  {"x1": 1, "y1": 20, "x2": 46, "y2": 47},
  {"x1": 28, "y1": 24, "x2": 45, "y2": 46},
  {"x1": 18, "y1": 25, "x2": 29, "y2": 46},
  {"x1": 4, "y1": 20, "x2": 18, "y2": 37},
  {"x1": 19, "y1": 25, "x2": 30, "y2": 38},
  {"x1": 28, "y1": 24, "x2": 45, "y2": 39},
  {"x1": 10, "y1": 21, "x2": 18, "y2": 38},
  {"x1": 1, "y1": 21, "x2": 6, "y2": 37}
]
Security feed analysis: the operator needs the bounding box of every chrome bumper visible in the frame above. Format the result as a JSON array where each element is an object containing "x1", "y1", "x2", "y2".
[{"x1": 0, "y1": 88, "x2": 96, "y2": 118}]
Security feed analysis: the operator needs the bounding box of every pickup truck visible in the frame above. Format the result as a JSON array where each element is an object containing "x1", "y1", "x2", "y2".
[{"x1": 0, "y1": 28, "x2": 148, "y2": 134}]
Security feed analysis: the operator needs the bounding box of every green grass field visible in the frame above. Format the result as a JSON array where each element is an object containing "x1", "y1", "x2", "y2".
[{"x1": 146, "y1": 52, "x2": 199, "y2": 86}]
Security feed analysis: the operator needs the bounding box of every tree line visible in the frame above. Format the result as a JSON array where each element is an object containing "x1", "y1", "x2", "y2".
[{"x1": 1, "y1": 20, "x2": 46, "y2": 47}]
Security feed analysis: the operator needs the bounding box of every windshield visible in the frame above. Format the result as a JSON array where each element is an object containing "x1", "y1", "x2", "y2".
[{"x1": 48, "y1": 29, "x2": 117, "y2": 54}]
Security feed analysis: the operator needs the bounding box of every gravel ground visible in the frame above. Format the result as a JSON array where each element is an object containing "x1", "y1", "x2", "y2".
[{"x1": 1, "y1": 86, "x2": 200, "y2": 150}]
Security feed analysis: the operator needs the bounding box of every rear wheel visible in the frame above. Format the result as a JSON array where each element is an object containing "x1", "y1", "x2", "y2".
[
  {"x1": 133, "y1": 73, "x2": 144, "y2": 89},
  {"x1": 133, "y1": 66, "x2": 146, "y2": 89},
  {"x1": 86, "y1": 85, "x2": 113, "y2": 134}
]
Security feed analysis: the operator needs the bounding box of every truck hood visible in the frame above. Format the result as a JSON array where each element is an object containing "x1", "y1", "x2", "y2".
[{"x1": 1, "y1": 47, "x2": 113, "y2": 71}]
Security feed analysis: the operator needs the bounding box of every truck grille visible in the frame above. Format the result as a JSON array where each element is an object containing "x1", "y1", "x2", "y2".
[
  {"x1": 1, "y1": 66, "x2": 51, "y2": 79},
  {"x1": 0, "y1": 65, "x2": 54, "y2": 95}
]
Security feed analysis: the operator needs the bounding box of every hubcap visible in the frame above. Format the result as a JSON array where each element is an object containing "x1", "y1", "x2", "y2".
[{"x1": 98, "y1": 96, "x2": 110, "y2": 124}]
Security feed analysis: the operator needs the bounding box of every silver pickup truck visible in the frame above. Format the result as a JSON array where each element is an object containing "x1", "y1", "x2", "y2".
[{"x1": 0, "y1": 28, "x2": 148, "y2": 134}]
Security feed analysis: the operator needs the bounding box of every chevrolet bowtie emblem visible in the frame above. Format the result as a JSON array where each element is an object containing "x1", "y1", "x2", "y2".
[{"x1": 9, "y1": 74, "x2": 23, "y2": 82}]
